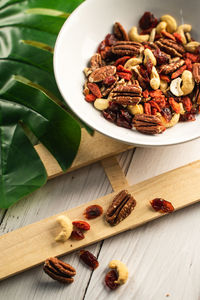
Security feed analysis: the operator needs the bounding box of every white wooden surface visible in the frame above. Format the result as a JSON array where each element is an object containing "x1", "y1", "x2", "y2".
[{"x1": 0, "y1": 139, "x2": 200, "y2": 300}]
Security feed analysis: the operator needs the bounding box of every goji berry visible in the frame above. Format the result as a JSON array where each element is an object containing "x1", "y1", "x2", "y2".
[
  {"x1": 85, "y1": 94, "x2": 96, "y2": 102},
  {"x1": 182, "y1": 96, "x2": 192, "y2": 112},
  {"x1": 150, "y1": 198, "x2": 174, "y2": 213},
  {"x1": 173, "y1": 32, "x2": 183, "y2": 44},
  {"x1": 144, "y1": 102, "x2": 151, "y2": 115},
  {"x1": 169, "y1": 98, "x2": 180, "y2": 113},
  {"x1": 149, "y1": 100, "x2": 161, "y2": 112},
  {"x1": 160, "y1": 74, "x2": 170, "y2": 82},
  {"x1": 117, "y1": 72, "x2": 132, "y2": 81},
  {"x1": 71, "y1": 229, "x2": 85, "y2": 240},
  {"x1": 87, "y1": 83, "x2": 102, "y2": 98},
  {"x1": 149, "y1": 89, "x2": 163, "y2": 98},
  {"x1": 116, "y1": 64, "x2": 132, "y2": 74},
  {"x1": 161, "y1": 30, "x2": 176, "y2": 41},
  {"x1": 72, "y1": 221, "x2": 90, "y2": 231},
  {"x1": 143, "y1": 89, "x2": 149, "y2": 98},
  {"x1": 151, "y1": 107, "x2": 158, "y2": 115},
  {"x1": 185, "y1": 52, "x2": 199, "y2": 63},
  {"x1": 80, "y1": 250, "x2": 99, "y2": 270},
  {"x1": 114, "y1": 56, "x2": 131, "y2": 66},
  {"x1": 171, "y1": 65, "x2": 187, "y2": 79},
  {"x1": 184, "y1": 58, "x2": 193, "y2": 71}
]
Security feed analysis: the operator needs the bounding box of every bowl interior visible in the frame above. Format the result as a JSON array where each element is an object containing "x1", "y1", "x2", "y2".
[{"x1": 54, "y1": 0, "x2": 200, "y2": 147}]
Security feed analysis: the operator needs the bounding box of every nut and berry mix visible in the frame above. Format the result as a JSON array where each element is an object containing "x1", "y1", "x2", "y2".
[{"x1": 83, "y1": 12, "x2": 200, "y2": 135}]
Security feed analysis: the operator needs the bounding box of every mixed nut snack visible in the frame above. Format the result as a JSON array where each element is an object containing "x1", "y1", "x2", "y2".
[{"x1": 83, "y1": 12, "x2": 200, "y2": 135}]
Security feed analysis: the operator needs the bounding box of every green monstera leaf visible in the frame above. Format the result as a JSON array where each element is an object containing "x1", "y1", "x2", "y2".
[{"x1": 0, "y1": 0, "x2": 90, "y2": 208}]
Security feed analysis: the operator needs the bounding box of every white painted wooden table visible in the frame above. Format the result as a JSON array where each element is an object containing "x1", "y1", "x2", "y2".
[{"x1": 0, "y1": 139, "x2": 200, "y2": 300}]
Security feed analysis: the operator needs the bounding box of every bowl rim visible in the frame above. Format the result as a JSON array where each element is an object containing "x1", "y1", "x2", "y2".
[{"x1": 53, "y1": 0, "x2": 200, "y2": 147}]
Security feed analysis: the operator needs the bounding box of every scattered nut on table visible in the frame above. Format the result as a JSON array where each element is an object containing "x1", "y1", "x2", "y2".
[
  {"x1": 109, "y1": 260, "x2": 129, "y2": 285},
  {"x1": 55, "y1": 215, "x2": 73, "y2": 242}
]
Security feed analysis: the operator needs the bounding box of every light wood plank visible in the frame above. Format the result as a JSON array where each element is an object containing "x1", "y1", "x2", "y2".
[
  {"x1": 1, "y1": 159, "x2": 200, "y2": 281},
  {"x1": 101, "y1": 156, "x2": 129, "y2": 191},
  {"x1": 35, "y1": 129, "x2": 133, "y2": 179}
]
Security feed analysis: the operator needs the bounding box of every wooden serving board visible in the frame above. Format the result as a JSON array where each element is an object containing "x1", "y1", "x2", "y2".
[{"x1": 0, "y1": 159, "x2": 200, "y2": 281}]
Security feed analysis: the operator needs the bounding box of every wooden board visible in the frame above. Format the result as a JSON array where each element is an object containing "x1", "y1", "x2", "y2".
[
  {"x1": 34, "y1": 129, "x2": 133, "y2": 179},
  {"x1": 0, "y1": 159, "x2": 200, "y2": 281}
]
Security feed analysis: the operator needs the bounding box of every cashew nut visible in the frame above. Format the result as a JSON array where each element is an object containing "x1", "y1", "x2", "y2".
[
  {"x1": 185, "y1": 32, "x2": 192, "y2": 43},
  {"x1": 128, "y1": 104, "x2": 144, "y2": 115},
  {"x1": 160, "y1": 80, "x2": 168, "y2": 92},
  {"x1": 129, "y1": 26, "x2": 149, "y2": 43},
  {"x1": 94, "y1": 98, "x2": 109, "y2": 110},
  {"x1": 160, "y1": 113, "x2": 180, "y2": 128},
  {"x1": 144, "y1": 48, "x2": 157, "y2": 66},
  {"x1": 181, "y1": 70, "x2": 195, "y2": 95},
  {"x1": 160, "y1": 15, "x2": 177, "y2": 33},
  {"x1": 150, "y1": 66, "x2": 160, "y2": 90},
  {"x1": 156, "y1": 21, "x2": 167, "y2": 34},
  {"x1": 109, "y1": 260, "x2": 128, "y2": 285},
  {"x1": 124, "y1": 54, "x2": 143, "y2": 69},
  {"x1": 176, "y1": 24, "x2": 192, "y2": 44},
  {"x1": 185, "y1": 41, "x2": 200, "y2": 53},
  {"x1": 55, "y1": 215, "x2": 73, "y2": 242},
  {"x1": 179, "y1": 102, "x2": 185, "y2": 115},
  {"x1": 149, "y1": 28, "x2": 156, "y2": 42},
  {"x1": 170, "y1": 77, "x2": 183, "y2": 96},
  {"x1": 170, "y1": 70, "x2": 195, "y2": 96}
]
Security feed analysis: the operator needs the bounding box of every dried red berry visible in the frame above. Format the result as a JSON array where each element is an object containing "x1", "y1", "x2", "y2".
[
  {"x1": 105, "y1": 270, "x2": 119, "y2": 290},
  {"x1": 149, "y1": 100, "x2": 161, "y2": 112},
  {"x1": 180, "y1": 112, "x2": 196, "y2": 122},
  {"x1": 85, "y1": 94, "x2": 96, "y2": 102},
  {"x1": 71, "y1": 229, "x2": 85, "y2": 240},
  {"x1": 160, "y1": 74, "x2": 170, "y2": 82},
  {"x1": 114, "y1": 56, "x2": 131, "y2": 66},
  {"x1": 153, "y1": 48, "x2": 169, "y2": 65},
  {"x1": 173, "y1": 32, "x2": 183, "y2": 44},
  {"x1": 161, "y1": 30, "x2": 176, "y2": 41},
  {"x1": 103, "y1": 76, "x2": 116, "y2": 86},
  {"x1": 117, "y1": 72, "x2": 132, "y2": 81},
  {"x1": 171, "y1": 65, "x2": 187, "y2": 79},
  {"x1": 150, "y1": 198, "x2": 174, "y2": 213},
  {"x1": 116, "y1": 64, "x2": 132, "y2": 74},
  {"x1": 79, "y1": 250, "x2": 99, "y2": 270},
  {"x1": 84, "y1": 204, "x2": 103, "y2": 219},
  {"x1": 142, "y1": 89, "x2": 149, "y2": 98},
  {"x1": 161, "y1": 107, "x2": 172, "y2": 122},
  {"x1": 139, "y1": 12, "x2": 158, "y2": 30},
  {"x1": 182, "y1": 96, "x2": 192, "y2": 112},
  {"x1": 87, "y1": 83, "x2": 102, "y2": 98},
  {"x1": 185, "y1": 52, "x2": 199, "y2": 63},
  {"x1": 169, "y1": 98, "x2": 180, "y2": 113},
  {"x1": 144, "y1": 102, "x2": 151, "y2": 115},
  {"x1": 98, "y1": 40, "x2": 106, "y2": 53},
  {"x1": 72, "y1": 221, "x2": 90, "y2": 231}
]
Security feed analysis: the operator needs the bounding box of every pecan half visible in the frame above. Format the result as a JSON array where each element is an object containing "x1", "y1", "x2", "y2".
[
  {"x1": 43, "y1": 257, "x2": 76, "y2": 284},
  {"x1": 114, "y1": 22, "x2": 129, "y2": 41},
  {"x1": 89, "y1": 66, "x2": 116, "y2": 83},
  {"x1": 110, "y1": 82, "x2": 142, "y2": 105},
  {"x1": 111, "y1": 41, "x2": 144, "y2": 56},
  {"x1": 90, "y1": 53, "x2": 102, "y2": 70},
  {"x1": 159, "y1": 58, "x2": 185, "y2": 74},
  {"x1": 155, "y1": 38, "x2": 185, "y2": 57},
  {"x1": 105, "y1": 190, "x2": 136, "y2": 225},
  {"x1": 192, "y1": 63, "x2": 200, "y2": 84},
  {"x1": 133, "y1": 114, "x2": 166, "y2": 134}
]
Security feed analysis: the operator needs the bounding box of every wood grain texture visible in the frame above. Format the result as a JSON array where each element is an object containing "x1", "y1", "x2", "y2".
[
  {"x1": 1, "y1": 159, "x2": 200, "y2": 281},
  {"x1": 35, "y1": 129, "x2": 133, "y2": 179},
  {"x1": 101, "y1": 156, "x2": 129, "y2": 191}
]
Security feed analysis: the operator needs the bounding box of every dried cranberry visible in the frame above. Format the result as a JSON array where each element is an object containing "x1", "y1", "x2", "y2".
[
  {"x1": 84, "y1": 205, "x2": 103, "y2": 219},
  {"x1": 150, "y1": 198, "x2": 174, "y2": 213},
  {"x1": 102, "y1": 110, "x2": 117, "y2": 123},
  {"x1": 105, "y1": 270, "x2": 119, "y2": 290},
  {"x1": 105, "y1": 34, "x2": 117, "y2": 46},
  {"x1": 72, "y1": 221, "x2": 90, "y2": 231},
  {"x1": 153, "y1": 48, "x2": 169, "y2": 65},
  {"x1": 139, "y1": 12, "x2": 158, "y2": 30},
  {"x1": 80, "y1": 250, "x2": 99, "y2": 270},
  {"x1": 71, "y1": 229, "x2": 85, "y2": 240},
  {"x1": 161, "y1": 107, "x2": 172, "y2": 122}
]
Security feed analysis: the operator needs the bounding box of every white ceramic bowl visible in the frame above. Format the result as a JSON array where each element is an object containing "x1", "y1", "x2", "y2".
[{"x1": 54, "y1": 0, "x2": 200, "y2": 147}]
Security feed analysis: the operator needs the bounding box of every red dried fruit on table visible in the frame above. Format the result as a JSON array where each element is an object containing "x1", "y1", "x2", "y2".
[
  {"x1": 114, "y1": 56, "x2": 131, "y2": 66},
  {"x1": 149, "y1": 100, "x2": 161, "y2": 112},
  {"x1": 105, "y1": 270, "x2": 119, "y2": 290},
  {"x1": 116, "y1": 64, "x2": 132, "y2": 74},
  {"x1": 154, "y1": 96, "x2": 166, "y2": 109},
  {"x1": 160, "y1": 74, "x2": 170, "y2": 82},
  {"x1": 103, "y1": 76, "x2": 116, "y2": 86},
  {"x1": 84, "y1": 204, "x2": 103, "y2": 219},
  {"x1": 169, "y1": 98, "x2": 181, "y2": 113},
  {"x1": 72, "y1": 221, "x2": 90, "y2": 231},
  {"x1": 144, "y1": 102, "x2": 151, "y2": 115},
  {"x1": 153, "y1": 48, "x2": 169, "y2": 65},
  {"x1": 182, "y1": 96, "x2": 192, "y2": 112},
  {"x1": 85, "y1": 94, "x2": 96, "y2": 102},
  {"x1": 150, "y1": 198, "x2": 174, "y2": 213},
  {"x1": 139, "y1": 12, "x2": 158, "y2": 30},
  {"x1": 87, "y1": 83, "x2": 102, "y2": 98},
  {"x1": 184, "y1": 58, "x2": 193, "y2": 71},
  {"x1": 79, "y1": 250, "x2": 99, "y2": 270},
  {"x1": 171, "y1": 65, "x2": 186, "y2": 79},
  {"x1": 185, "y1": 52, "x2": 199, "y2": 63},
  {"x1": 149, "y1": 89, "x2": 163, "y2": 98},
  {"x1": 173, "y1": 32, "x2": 183, "y2": 44},
  {"x1": 151, "y1": 107, "x2": 158, "y2": 115},
  {"x1": 98, "y1": 40, "x2": 106, "y2": 53},
  {"x1": 71, "y1": 229, "x2": 85, "y2": 240},
  {"x1": 117, "y1": 72, "x2": 132, "y2": 81},
  {"x1": 161, "y1": 30, "x2": 176, "y2": 41}
]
